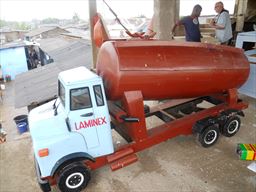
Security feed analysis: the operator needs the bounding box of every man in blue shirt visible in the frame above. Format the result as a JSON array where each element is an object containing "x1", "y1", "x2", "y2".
[{"x1": 172, "y1": 4, "x2": 202, "y2": 42}]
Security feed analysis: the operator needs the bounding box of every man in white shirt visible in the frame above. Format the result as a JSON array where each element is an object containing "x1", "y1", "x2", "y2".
[{"x1": 210, "y1": 1, "x2": 232, "y2": 45}]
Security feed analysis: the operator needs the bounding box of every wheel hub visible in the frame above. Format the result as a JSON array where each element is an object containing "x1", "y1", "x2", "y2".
[
  {"x1": 227, "y1": 120, "x2": 239, "y2": 134},
  {"x1": 204, "y1": 130, "x2": 217, "y2": 144},
  {"x1": 66, "y1": 172, "x2": 84, "y2": 189}
]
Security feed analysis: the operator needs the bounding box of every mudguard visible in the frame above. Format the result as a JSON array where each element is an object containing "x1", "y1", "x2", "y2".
[{"x1": 50, "y1": 152, "x2": 95, "y2": 176}]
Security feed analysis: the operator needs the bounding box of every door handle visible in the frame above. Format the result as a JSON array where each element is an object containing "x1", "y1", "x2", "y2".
[{"x1": 80, "y1": 112, "x2": 93, "y2": 117}]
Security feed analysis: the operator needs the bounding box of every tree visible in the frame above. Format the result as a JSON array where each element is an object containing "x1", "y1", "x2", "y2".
[
  {"x1": 41, "y1": 17, "x2": 60, "y2": 24},
  {"x1": 72, "y1": 12, "x2": 80, "y2": 23},
  {"x1": 138, "y1": 14, "x2": 146, "y2": 18},
  {"x1": 0, "y1": 20, "x2": 7, "y2": 28},
  {"x1": 16, "y1": 22, "x2": 31, "y2": 30},
  {"x1": 0, "y1": 20, "x2": 30, "y2": 30}
]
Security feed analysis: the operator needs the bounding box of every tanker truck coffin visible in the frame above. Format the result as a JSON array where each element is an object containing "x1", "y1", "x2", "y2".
[{"x1": 96, "y1": 41, "x2": 249, "y2": 100}]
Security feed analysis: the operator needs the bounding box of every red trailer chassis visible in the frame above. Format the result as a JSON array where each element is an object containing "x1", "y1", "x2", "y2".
[
  {"x1": 86, "y1": 88, "x2": 247, "y2": 170},
  {"x1": 48, "y1": 88, "x2": 248, "y2": 186}
]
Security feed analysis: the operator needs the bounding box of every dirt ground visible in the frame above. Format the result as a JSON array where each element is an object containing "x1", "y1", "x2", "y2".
[{"x1": 0, "y1": 81, "x2": 255, "y2": 192}]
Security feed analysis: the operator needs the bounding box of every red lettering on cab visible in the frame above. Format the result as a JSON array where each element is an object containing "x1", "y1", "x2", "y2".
[{"x1": 75, "y1": 117, "x2": 107, "y2": 130}]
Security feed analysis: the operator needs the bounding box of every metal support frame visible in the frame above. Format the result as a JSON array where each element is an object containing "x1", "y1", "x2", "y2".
[{"x1": 84, "y1": 89, "x2": 248, "y2": 171}]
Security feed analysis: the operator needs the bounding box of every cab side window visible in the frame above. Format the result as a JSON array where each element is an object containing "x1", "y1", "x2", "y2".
[
  {"x1": 93, "y1": 85, "x2": 104, "y2": 106},
  {"x1": 70, "y1": 87, "x2": 92, "y2": 110}
]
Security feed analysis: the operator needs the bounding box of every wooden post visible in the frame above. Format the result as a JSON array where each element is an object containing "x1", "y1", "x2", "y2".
[{"x1": 88, "y1": 0, "x2": 98, "y2": 69}]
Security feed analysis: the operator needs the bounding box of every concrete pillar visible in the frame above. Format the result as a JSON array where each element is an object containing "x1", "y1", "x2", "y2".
[
  {"x1": 235, "y1": 0, "x2": 248, "y2": 32},
  {"x1": 153, "y1": 0, "x2": 179, "y2": 40},
  {"x1": 88, "y1": 0, "x2": 98, "y2": 69},
  {"x1": 233, "y1": 0, "x2": 239, "y2": 18}
]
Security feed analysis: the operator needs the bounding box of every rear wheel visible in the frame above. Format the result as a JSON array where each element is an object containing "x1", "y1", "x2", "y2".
[
  {"x1": 196, "y1": 125, "x2": 219, "y2": 148},
  {"x1": 222, "y1": 116, "x2": 241, "y2": 137},
  {"x1": 57, "y1": 162, "x2": 91, "y2": 192}
]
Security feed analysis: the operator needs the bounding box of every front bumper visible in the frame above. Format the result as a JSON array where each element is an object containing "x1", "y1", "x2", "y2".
[{"x1": 35, "y1": 159, "x2": 51, "y2": 192}]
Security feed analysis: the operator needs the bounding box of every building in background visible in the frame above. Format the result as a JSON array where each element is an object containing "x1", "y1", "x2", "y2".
[
  {"x1": 0, "y1": 29, "x2": 27, "y2": 43},
  {"x1": 25, "y1": 26, "x2": 69, "y2": 41},
  {"x1": 0, "y1": 41, "x2": 40, "y2": 80},
  {"x1": 0, "y1": 42, "x2": 28, "y2": 80}
]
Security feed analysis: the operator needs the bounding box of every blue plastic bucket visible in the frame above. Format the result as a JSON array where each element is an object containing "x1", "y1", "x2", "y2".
[
  {"x1": 13, "y1": 115, "x2": 28, "y2": 125},
  {"x1": 17, "y1": 122, "x2": 28, "y2": 134}
]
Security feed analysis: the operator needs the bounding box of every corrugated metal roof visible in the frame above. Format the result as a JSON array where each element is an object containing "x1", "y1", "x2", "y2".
[
  {"x1": 0, "y1": 29, "x2": 28, "y2": 33},
  {"x1": 0, "y1": 41, "x2": 26, "y2": 50},
  {"x1": 63, "y1": 28, "x2": 90, "y2": 39},
  {"x1": 15, "y1": 37, "x2": 92, "y2": 108},
  {"x1": 38, "y1": 37, "x2": 90, "y2": 57},
  {"x1": 25, "y1": 26, "x2": 64, "y2": 37},
  {"x1": 15, "y1": 64, "x2": 60, "y2": 108}
]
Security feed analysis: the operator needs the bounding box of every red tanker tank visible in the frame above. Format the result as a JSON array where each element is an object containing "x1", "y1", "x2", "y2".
[{"x1": 96, "y1": 40, "x2": 249, "y2": 100}]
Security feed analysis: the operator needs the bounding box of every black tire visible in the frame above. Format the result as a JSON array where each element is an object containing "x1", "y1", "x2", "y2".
[
  {"x1": 144, "y1": 105, "x2": 150, "y2": 114},
  {"x1": 222, "y1": 116, "x2": 241, "y2": 137},
  {"x1": 197, "y1": 125, "x2": 219, "y2": 148},
  {"x1": 57, "y1": 163, "x2": 91, "y2": 192},
  {"x1": 180, "y1": 103, "x2": 196, "y2": 115},
  {"x1": 180, "y1": 107, "x2": 194, "y2": 115}
]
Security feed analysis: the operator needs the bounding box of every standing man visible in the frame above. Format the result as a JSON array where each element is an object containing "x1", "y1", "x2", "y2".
[
  {"x1": 171, "y1": 4, "x2": 202, "y2": 42},
  {"x1": 210, "y1": 1, "x2": 232, "y2": 45}
]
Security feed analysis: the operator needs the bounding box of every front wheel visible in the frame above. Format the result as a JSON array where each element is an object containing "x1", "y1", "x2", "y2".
[
  {"x1": 222, "y1": 116, "x2": 241, "y2": 137},
  {"x1": 196, "y1": 125, "x2": 220, "y2": 148},
  {"x1": 57, "y1": 162, "x2": 91, "y2": 192}
]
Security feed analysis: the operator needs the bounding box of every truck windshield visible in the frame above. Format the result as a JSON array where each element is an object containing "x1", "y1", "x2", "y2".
[
  {"x1": 70, "y1": 87, "x2": 92, "y2": 111},
  {"x1": 58, "y1": 81, "x2": 65, "y2": 107}
]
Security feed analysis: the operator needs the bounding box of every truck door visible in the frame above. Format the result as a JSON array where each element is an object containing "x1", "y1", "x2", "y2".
[
  {"x1": 68, "y1": 86, "x2": 99, "y2": 149},
  {"x1": 91, "y1": 84, "x2": 114, "y2": 155}
]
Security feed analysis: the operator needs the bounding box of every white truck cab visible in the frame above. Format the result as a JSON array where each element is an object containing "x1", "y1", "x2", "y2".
[{"x1": 29, "y1": 67, "x2": 113, "y2": 191}]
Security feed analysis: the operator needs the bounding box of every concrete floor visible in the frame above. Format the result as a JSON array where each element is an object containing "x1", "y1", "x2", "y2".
[{"x1": 0, "y1": 81, "x2": 255, "y2": 192}]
